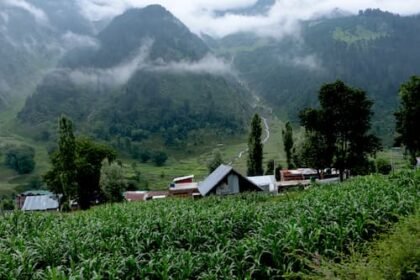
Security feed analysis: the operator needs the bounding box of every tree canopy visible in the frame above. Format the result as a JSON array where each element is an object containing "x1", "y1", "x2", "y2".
[
  {"x1": 44, "y1": 116, "x2": 116, "y2": 210},
  {"x1": 282, "y1": 122, "x2": 295, "y2": 169},
  {"x1": 4, "y1": 145, "x2": 36, "y2": 174},
  {"x1": 300, "y1": 80, "x2": 381, "y2": 180},
  {"x1": 395, "y1": 76, "x2": 420, "y2": 165}
]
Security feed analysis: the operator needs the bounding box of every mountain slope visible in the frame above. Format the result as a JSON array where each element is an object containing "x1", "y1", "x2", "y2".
[
  {"x1": 0, "y1": 0, "x2": 93, "y2": 108},
  {"x1": 211, "y1": 9, "x2": 420, "y2": 145},
  {"x1": 18, "y1": 5, "x2": 252, "y2": 150}
]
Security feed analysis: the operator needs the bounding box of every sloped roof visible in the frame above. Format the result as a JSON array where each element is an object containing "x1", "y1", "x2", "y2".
[
  {"x1": 22, "y1": 195, "x2": 59, "y2": 211},
  {"x1": 173, "y1": 175, "x2": 194, "y2": 182},
  {"x1": 199, "y1": 165, "x2": 263, "y2": 196},
  {"x1": 247, "y1": 175, "x2": 277, "y2": 193},
  {"x1": 248, "y1": 175, "x2": 276, "y2": 186},
  {"x1": 198, "y1": 165, "x2": 233, "y2": 196},
  {"x1": 20, "y1": 190, "x2": 53, "y2": 196}
]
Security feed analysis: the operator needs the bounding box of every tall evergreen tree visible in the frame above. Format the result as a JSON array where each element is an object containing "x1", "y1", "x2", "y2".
[
  {"x1": 44, "y1": 117, "x2": 116, "y2": 210},
  {"x1": 395, "y1": 76, "x2": 420, "y2": 166},
  {"x1": 300, "y1": 80, "x2": 381, "y2": 181},
  {"x1": 247, "y1": 114, "x2": 264, "y2": 176},
  {"x1": 282, "y1": 122, "x2": 295, "y2": 169},
  {"x1": 44, "y1": 116, "x2": 77, "y2": 210}
]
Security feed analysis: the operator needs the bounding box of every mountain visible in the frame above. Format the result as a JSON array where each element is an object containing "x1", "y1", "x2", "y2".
[
  {"x1": 0, "y1": 0, "x2": 93, "y2": 108},
  {"x1": 18, "y1": 5, "x2": 252, "y2": 150},
  {"x1": 209, "y1": 9, "x2": 420, "y2": 145}
]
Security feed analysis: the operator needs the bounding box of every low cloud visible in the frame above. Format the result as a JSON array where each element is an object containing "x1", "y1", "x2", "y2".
[
  {"x1": 150, "y1": 54, "x2": 234, "y2": 76},
  {"x1": 68, "y1": 39, "x2": 153, "y2": 86},
  {"x1": 76, "y1": 0, "x2": 420, "y2": 38},
  {"x1": 61, "y1": 32, "x2": 99, "y2": 50},
  {"x1": 3, "y1": 0, "x2": 49, "y2": 24},
  {"x1": 67, "y1": 40, "x2": 234, "y2": 87}
]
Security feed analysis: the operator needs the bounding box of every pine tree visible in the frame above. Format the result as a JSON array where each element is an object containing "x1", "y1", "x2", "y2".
[
  {"x1": 57, "y1": 116, "x2": 77, "y2": 210},
  {"x1": 282, "y1": 122, "x2": 295, "y2": 169},
  {"x1": 395, "y1": 76, "x2": 420, "y2": 166},
  {"x1": 247, "y1": 114, "x2": 264, "y2": 176}
]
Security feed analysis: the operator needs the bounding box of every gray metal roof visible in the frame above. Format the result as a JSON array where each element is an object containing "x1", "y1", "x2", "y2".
[
  {"x1": 22, "y1": 195, "x2": 59, "y2": 211},
  {"x1": 21, "y1": 190, "x2": 53, "y2": 196},
  {"x1": 198, "y1": 164, "x2": 233, "y2": 196}
]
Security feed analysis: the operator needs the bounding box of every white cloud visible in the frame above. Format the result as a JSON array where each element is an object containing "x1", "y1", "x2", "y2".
[
  {"x1": 75, "y1": 0, "x2": 420, "y2": 38},
  {"x1": 69, "y1": 39, "x2": 153, "y2": 86},
  {"x1": 61, "y1": 32, "x2": 99, "y2": 50},
  {"x1": 150, "y1": 54, "x2": 235, "y2": 76},
  {"x1": 2, "y1": 0, "x2": 49, "y2": 24},
  {"x1": 67, "y1": 39, "x2": 234, "y2": 86}
]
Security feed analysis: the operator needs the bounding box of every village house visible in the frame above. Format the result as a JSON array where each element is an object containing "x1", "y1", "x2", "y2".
[
  {"x1": 198, "y1": 165, "x2": 263, "y2": 196},
  {"x1": 16, "y1": 190, "x2": 55, "y2": 210},
  {"x1": 247, "y1": 175, "x2": 278, "y2": 194},
  {"x1": 169, "y1": 175, "x2": 200, "y2": 198},
  {"x1": 21, "y1": 194, "x2": 59, "y2": 212}
]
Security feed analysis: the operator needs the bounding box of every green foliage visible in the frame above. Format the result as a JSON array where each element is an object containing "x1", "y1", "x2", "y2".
[
  {"x1": 282, "y1": 122, "x2": 295, "y2": 169},
  {"x1": 300, "y1": 80, "x2": 381, "y2": 180},
  {"x1": 0, "y1": 171, "x2": 418, "y2": 278},
  {"x1": 100, "y1": 159, "x2": 127, "y2": 203},
  {"x1": 247, "y1": 114, "x2": 264, "y2": 176},
  {"x1": 0, "y1": 198, "x2": 15, "y2": 211},
  {"x1": 395, "y1": 76, "x2": 420, "y2": 165},
  {"x1": 313, "y1": 209, "x2": 420, "y2": 279},
  {"x1": 265, "y1": 159, "x2": 275, "y2": 175},
  {"x1": 207, "y1": 150, "x2": 224, "y2": 173},
  {"x1": 152, "y1": 151, "x2": 168, "y2": 167},
  {"x1": 18, "y1": 6, "x2": 251, "y2": 152},
  {"x1": 376, "y1": 158, "x2": 392, "y2": 175},
  {"x1": 218, "y1": 10, "x2": 420, "y2": 145},
  {"x1": 299, "y1": 131, "x2": 333, "y2": 173},
  {"x1": 44, "y1": 117, "x2": 117, "y2": 210},
  {"x1": 3, "y1": 145, "x2": 36, "y2": 174},
  {"x1": 274, "y1": 164, "x2": 283, "y2": 181}
]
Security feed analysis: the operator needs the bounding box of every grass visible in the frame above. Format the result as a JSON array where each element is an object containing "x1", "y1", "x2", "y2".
[
  {"x1": 0, "y1": 171, "x2": 418, "y2": 279},
  {"x1": 310, "y1": 208, "x2": 420, "y2": 279},
  {"x1": 123, "y1": 116, "x2": 288, "y2": 189},
  {"x1": 333, "y1": 25, "x2": 388, "y2": 44}
]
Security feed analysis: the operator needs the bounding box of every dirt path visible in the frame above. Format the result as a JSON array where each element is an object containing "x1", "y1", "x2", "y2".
[{"x1": 229, "y1": 116, "x2": 270, "y2": 164}]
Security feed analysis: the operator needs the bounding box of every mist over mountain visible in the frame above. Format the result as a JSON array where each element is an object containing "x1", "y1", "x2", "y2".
[
  {"x1": 0, "y1": 0, "x2": 93, "y2": 107},
  {"x1": 208, "y1": 9, "x2": 420, "y2": 144},
  {"x1": 1, "y1": 1, "x2": 419, "y2": 151},
  {"x1": 18, "y1": 5, "x2": 252, "y2": 149}
]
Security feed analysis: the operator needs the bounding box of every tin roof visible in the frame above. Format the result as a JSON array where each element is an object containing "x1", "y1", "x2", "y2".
[
  {"x1": 198, "y1": 165, "x2": 233, "y2": 196},
  {"x1": 20, "y1": 190, "x2": 53, "y2": 196},
  {"x1": 173, "y1": 175, "x2": 194, "y2": 182},
  {"x1": 22, "y1": 195, "x2": 59, "y2": 211},
  {"x1": 248, "y1": 175, "x2": 276, "y2": 186}
]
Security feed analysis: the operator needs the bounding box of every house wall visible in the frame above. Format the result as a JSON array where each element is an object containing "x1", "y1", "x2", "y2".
[{"x1": 215, "y1": 174, "x2": 240, "y2": 195}]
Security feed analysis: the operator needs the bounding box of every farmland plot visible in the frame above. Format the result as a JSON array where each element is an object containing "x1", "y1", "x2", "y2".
[{"x1": 0, "y1": 171, "x2": 419, "y2": 279}]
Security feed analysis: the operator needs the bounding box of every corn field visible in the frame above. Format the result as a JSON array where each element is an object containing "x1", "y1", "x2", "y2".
[{"x1": 0, "y1": 171, "x2": 419, "y2": 279}]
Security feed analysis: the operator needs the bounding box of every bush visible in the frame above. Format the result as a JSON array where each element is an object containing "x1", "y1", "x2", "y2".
[
  {"x1": 152, "y1": 151, "x2": 168, "y2": 166},
  {"x1": 376, "y1": 158, "x2": 392, "y2": 175},
  {"x1": 100, "y1": 159, "x2": 127, "y2": 203},
  {"x1": 4, "y1": 145, "x2": 36, "y2": 174}
]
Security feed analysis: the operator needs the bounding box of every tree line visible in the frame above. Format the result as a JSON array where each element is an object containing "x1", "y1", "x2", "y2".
[{"x1": 245, "y1": 76, "x2": 420, "y2": 179}]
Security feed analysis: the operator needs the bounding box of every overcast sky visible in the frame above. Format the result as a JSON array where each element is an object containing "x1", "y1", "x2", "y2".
[
  {"x1": 74, "y1": 0, "x2": 420, "y2": 37},
  {"x1": 5, "y1": 0, "x2": 420, "y2": 38}
]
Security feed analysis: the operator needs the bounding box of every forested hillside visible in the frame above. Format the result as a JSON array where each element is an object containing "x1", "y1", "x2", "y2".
[
  {"x1": 18, "y1": 5, "x2": 252, "y2": 150},
  {"x1": 0, "y1": 0, "x2": 93, "y2": 108},
  {"x1": 211, "y1": 9, "x2": 420, "y2": 145}
]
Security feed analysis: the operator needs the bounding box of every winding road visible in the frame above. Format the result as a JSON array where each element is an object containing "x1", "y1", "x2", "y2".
[{"x1": 229, "y1": 116, "x2": 270, "y2": 164}]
